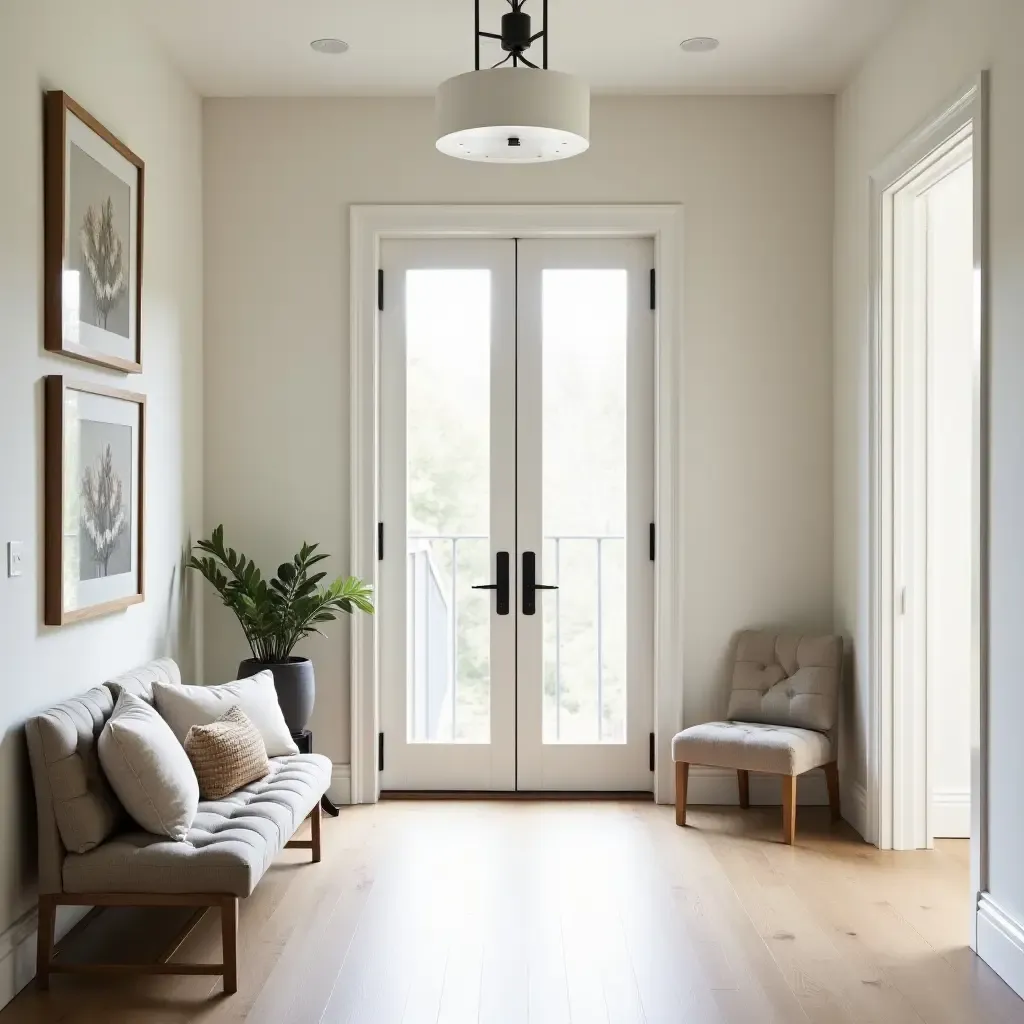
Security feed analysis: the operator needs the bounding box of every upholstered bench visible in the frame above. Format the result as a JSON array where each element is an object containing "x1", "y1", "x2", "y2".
[
  {"x1": 26, "y1": 659, "x2": 331, "y2": 993},
  {"x1": 672, "y1": 631, "x2": 843, "y2": 844}
]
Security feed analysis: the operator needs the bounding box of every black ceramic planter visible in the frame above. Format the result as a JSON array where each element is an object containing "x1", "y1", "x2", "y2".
[{"x1": 238, "y1": 656, "x2": 314, "y2": 734}]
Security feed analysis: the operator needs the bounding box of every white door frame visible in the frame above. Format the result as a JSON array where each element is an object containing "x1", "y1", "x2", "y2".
[
  {"x1": 868, "y1": 74, "x2": 988, "y2": 938},
  {"x1": 349, "y1": 204, "x2": 683, "y2": 805}
]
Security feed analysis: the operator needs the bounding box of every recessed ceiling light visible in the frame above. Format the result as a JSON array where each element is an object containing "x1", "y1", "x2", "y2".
[
  {"x1": 310, "y1": 38, "x2": 349, "y2": 55},
  {"x1": 679, "y1": 37, "x2": 720, "y2": 53}
]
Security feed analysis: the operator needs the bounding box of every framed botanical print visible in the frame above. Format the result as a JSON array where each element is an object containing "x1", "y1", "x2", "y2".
[
  {"x1": 45, "y1": 377, "x2": 146, "y2": 625},
  {"x1": 44, "y1": 91, "x2": 144, "y2": 373}
]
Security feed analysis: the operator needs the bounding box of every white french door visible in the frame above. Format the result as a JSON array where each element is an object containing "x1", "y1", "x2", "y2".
[{"x1": 379, "y1": 236, "x2": 654, "y2": 792}]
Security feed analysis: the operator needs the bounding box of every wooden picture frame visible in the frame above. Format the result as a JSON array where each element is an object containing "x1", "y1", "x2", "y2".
[
  {"x1": 44, "y1": 91, "x2": 145, "y2": 373},
  {"x1": 45, "y1": 376, "x2": 146, "y2": 625}
]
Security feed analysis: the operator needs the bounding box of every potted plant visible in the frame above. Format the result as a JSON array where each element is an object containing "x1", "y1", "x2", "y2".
[{"x1": 187, "y1": 525, "x2": 373, "y2": 734}]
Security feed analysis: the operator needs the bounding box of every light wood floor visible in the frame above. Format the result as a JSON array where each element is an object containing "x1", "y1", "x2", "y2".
[{"x1": 4, "y1": 800, "x2": 1022, "y2": 1024}]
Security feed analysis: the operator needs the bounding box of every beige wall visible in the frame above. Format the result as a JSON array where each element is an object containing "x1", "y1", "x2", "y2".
[
  {"x1": 203, "y1": 95, "x2": 836, "y2": 769},
  {"x1": 834, "y1": 0, "x2": 1024, "y2": 983},
  {"x1": 0, "y1": 0, "x2": 203, "y2": 1001}
]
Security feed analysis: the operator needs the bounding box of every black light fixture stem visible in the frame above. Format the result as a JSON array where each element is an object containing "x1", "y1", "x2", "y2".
[
  {"x1": 543, "y1": 0, "x2": 548, "y2": 68},
  {"x1": 471, "y1": 0, "x2": 547, "y2": 71}
]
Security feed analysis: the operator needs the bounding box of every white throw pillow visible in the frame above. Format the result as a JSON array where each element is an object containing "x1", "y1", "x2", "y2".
[
  {"x1": 98, "y1": 690, "x2": 199, "y2": 841},
  {"x1": 153, "y1": 671, "x2": 299, "y2": 757}
]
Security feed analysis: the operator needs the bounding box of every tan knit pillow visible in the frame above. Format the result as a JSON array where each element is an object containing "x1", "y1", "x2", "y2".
[{"x1": 184, "y1": 706, "x2": 270, "y2": 800}]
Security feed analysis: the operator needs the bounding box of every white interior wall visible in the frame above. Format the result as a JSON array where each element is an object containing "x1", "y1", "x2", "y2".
[
  {"x1": 202, "y1": 95, "x2": 836, "y2": 795},
  {"x1": 834, "y1": 0, "x2": 1024, "y2": 995},
  {"x1": 925, "y1": 160, "x2": 974, "y2": 840},
  {"x1": 0, "y1": 0, "x2": 203, "y2": 1006}
]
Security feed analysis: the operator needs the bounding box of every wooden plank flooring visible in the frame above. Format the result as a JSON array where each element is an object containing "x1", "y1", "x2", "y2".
[{"x1": 3, "y1": 801, "x2": 1023, "y2": 1024}]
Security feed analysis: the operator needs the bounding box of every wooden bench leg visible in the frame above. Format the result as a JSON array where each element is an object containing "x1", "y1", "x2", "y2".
[
  {"x1": 737, "y1": 769, "x2": 750, "y2": 809},
  {"x1": 674, "y1": 762, "x2": 689, "y2": 826},
  {"x1": 221, "y1": 896, "x2": 238, "y2": 995},
  {"x1": 824, "y1": 761, "x2": 841, "y2": 823},
  {"x1": 781, "y1": 775, "x2": 797, "y2": 845},
  {"x1": 35, "y1": 895, "x2": 56, "y2": 991},
  {"x1": 311, "y1": 799, "x2": 322, "y2": 864}
]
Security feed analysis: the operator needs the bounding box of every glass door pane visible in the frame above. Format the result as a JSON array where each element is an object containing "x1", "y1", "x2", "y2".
[
  {"x1": 406, "y1": 269, "x2": 491, "y2": 744},
  {"x1": 541, "y1": 270, "x2": 629, "y2": 744}
]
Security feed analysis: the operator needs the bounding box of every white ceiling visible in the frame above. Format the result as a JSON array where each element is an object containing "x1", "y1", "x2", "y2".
[{"x1": 137, "y1": 0, "x2": 908, "y2": 97}]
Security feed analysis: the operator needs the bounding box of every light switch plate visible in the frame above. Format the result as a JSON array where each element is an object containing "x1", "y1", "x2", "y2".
[{"x1": 7, "y1": 542, "x2": 24, "y2": 578}]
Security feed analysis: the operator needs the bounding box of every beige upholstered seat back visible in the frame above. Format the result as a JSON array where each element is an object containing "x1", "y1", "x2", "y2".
[
  {"x1": 25, "y1": 658, "x2": 181, "y2": 893},
  {"x1": 104, "y1": 658, "x2": 181, "y2": 704},
  {"x1": 726, "y1": 632, "x2": 842, "y2": 735}
]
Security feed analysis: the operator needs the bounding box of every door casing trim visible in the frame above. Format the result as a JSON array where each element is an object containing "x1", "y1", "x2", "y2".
[{"x1": 350, "y1": 204, "x2": 684, "y2": 805}]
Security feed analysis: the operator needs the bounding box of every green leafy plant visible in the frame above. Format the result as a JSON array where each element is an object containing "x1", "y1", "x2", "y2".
[{"x1": 187, "y1": 525, "x2": 373, "y2": 663}]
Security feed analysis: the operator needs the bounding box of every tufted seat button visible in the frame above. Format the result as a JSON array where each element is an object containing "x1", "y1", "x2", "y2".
[{"x1": 786, "y1": 689, "x2": 795, "y2": 699}]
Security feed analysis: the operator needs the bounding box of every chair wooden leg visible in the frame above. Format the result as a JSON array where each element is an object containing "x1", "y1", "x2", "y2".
[
  {"x1": 221, "y1": 896, "x2": 238, "y2": 995},
  {"x1": 35, "y1": 895, "x2": 56, "y2": 991},
  {"x1": 824, "y1": 761, "x2": 841, "y2": 823},
  {"x1": 311, "y1": 799, "x2": 322, "y2": 864},
  {"x1": 737, "y1": 769, "x2": 750, "y2": 809},
  {"x1": 674, "y1": 762, "x2": 689, "y2": 827},
  {"x1": 781, "y1": 775, "x2": 797, "y2": 845}
]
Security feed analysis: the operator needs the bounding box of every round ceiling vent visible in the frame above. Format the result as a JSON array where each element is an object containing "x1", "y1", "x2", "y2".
[
  {"x1": 310, "y1": 38, "x2": 350, "y2": 55},
  {"x1": 679, "y1": 37, "x2": 720, "y2": 53}
]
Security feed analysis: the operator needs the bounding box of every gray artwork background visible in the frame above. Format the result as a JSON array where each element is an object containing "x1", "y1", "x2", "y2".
[
  {"x1": 67, "y1": 143, "x2": 131, "y2": 339},
  {"x1": 78, "y1": 419, "x2": 133, "y2": 580}
]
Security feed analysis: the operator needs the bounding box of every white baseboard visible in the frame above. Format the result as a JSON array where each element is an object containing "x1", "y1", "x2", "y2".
[
  {"x1": 329, "y1": 763, "x2": 351, "y2": 805},
  {"x1": 977, "y1": 893, "x2": 1024, "y2": 1000},
  {"x1": 0, "y1": 903, "x2": 90, "y2": 1010},
  {"x1": 931, "y1": 788, "x2": 970, "y2": 838},
  {"x1": 686, "y1": 766, "x2": 828, "y2": 805}
]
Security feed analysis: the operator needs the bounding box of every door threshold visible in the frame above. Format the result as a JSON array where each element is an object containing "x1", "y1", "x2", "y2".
[{"x1": 379, "y1": 790, "x2": 654, "y2": 801}]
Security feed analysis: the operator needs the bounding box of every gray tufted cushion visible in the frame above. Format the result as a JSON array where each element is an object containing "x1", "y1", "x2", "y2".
[
  {"x1": 26, "y1": 685, "x2": 120, "y2": 857},
  {"x1": 105, "y1": 657, "x2": 182, "y2": 705},
  {"x1": 672, "y1": 721, "x2": 833, "y2": 775},
  {"x1": 62, "y1": 753, "x2": 331, "y2": 897},
  {"x1": 25, "y1": 659, "x2": 183, "y2": 858},
  {"x1": 725, "y1": 631, "x2": 842, "y2": 734}
]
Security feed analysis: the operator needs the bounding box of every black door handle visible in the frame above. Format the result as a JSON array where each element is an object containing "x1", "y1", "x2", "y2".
[
  {"x1": 472, "y1": 551, "x2": 510, "y2": 615},
  {"x1": 522, "y1": 550, "x2": 558, "y2": 616}
]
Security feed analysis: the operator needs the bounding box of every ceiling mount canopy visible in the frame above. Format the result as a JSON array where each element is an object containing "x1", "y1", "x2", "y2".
[{"x1": 435, "y1": 0, "x2": 591, "y2": 164}]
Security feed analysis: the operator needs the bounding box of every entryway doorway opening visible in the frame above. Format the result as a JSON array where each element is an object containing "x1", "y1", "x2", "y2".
[
  {"x1": 893, "y1": 137, "x2": 974, "y2": 845},
  {"x1": 378, "y1": 237, "x2": 654, "y2": 793},
  {"x1": 349, "y1": 205, "x2": 683, "y2": 806},
  {"x1": 869, "y1": 75, "x2": 988, "y2": 948}
]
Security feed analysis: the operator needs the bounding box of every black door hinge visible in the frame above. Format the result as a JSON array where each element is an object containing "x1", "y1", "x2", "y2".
[
  {"x1": 378, "y1": 732, "x2": 384, "y2": 772},
  {"x1": 377, "y1": 268, "x2": 384, "y2": 311},
  {"x1": 649, "y1": 732, "x2": 656, "y2": 772},
  {"x1": 649, "y1": 523, "x2": 656, "y2": 561},
  {"x1": 377, "y1": 522, "x2": 384, "y2": 561},
  {"x1": 649, "y1": 268, "x2": 656, "y2": 311}
]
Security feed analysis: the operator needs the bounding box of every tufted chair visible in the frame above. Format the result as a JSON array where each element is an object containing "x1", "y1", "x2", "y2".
[{"x1": 671, "y1": 631, "x2": 843, "y2": 844}]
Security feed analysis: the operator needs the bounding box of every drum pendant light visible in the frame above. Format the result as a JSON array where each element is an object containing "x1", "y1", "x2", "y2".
[{"x1": 436, "y1": 0, "x2": 590, "y2": 163}]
